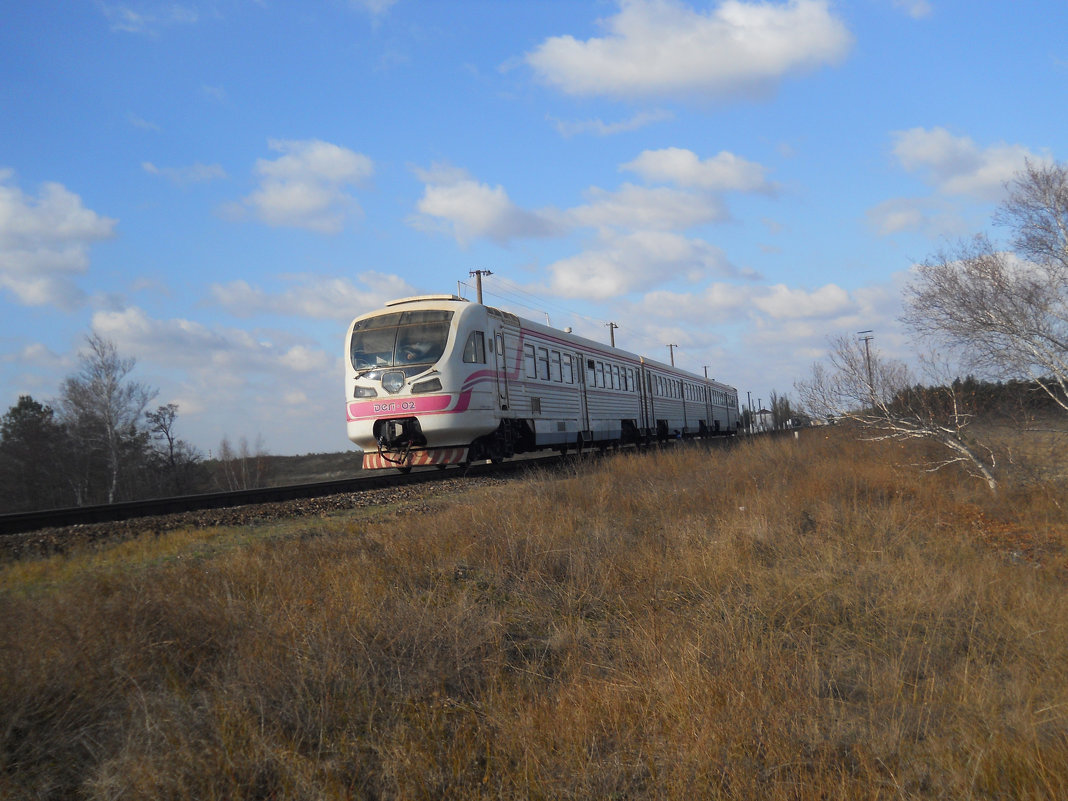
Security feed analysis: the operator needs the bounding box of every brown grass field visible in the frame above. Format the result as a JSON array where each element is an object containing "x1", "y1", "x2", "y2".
[{"x1": 1, "y1": 429, "x2": 1066, "y2": 799}]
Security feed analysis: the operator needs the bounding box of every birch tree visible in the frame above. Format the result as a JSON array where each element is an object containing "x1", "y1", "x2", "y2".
[
  {"x1": 57, "y1": 333, "x2": 157, "y2": 504},
  {"x1": 903, "y1": 160, "x2": 1068, "y2": 413},
  {"x1": 796, "y1": 336, "x2": 998, "y2": 492}
]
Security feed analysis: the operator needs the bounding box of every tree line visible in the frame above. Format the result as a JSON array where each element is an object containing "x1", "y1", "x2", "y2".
[{"x1": 0, "y1": 334, "x2": 270, "y2": 513}]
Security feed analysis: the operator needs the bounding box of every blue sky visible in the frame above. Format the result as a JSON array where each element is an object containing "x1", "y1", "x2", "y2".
[{"x1": 2, "y1": 0, "x2": 1065, "y2": 455}]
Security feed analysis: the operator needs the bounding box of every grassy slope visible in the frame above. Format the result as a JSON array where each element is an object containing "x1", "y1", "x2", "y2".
[{"x1": 2, "y1": 431, "x2": 1066, "y2": 799}]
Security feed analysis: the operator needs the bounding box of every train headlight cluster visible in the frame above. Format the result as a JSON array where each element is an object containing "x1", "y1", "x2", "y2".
[
  {"x1": 353, "y1": 385, "x2": 378, "y2": 398},
  {"x1": 411, "y1": 377, "x2": 442, "y2": 394},
  {"x1": 382, "y1": 371, "x2": 405, "y2": 394}
]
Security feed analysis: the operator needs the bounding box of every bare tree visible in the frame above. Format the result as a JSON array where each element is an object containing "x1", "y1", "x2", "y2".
[
  {"x1": 903, "y1": 160, "x2": 1068, "y2": 414},
  {"x1": 57, "y1": 333, "x2": 157, "y2": 504},
  {"x1": 768, "y1": 389, "x2": 794, "y2": 430},
  {"x1": 146, "y1": 403, "x2": 204, "y2": 495},
  {"x1": 214, "y1": 434, "x2": 272, "y2": 490},
  {"x1": 796, "y1": 336, "x2": 998, "y2": 492}
]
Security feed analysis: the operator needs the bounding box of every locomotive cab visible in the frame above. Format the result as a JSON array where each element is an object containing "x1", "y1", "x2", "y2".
[{"x1": 345, "y1": 296, "x2": 502, "y2": 470}]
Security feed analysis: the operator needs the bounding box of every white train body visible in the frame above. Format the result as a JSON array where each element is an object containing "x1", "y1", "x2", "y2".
[{"x1": 344, "y1": 295, "x2": 739, "y2": 470}]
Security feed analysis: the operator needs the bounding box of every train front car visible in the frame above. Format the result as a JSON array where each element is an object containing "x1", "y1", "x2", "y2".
[{"x1": 345, "y1": 295, "x2": 498, "y2": 471}]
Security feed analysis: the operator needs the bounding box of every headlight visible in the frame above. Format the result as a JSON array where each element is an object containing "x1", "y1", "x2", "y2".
[
  {"x1": 411, "y1": 377, "x2": 442, "y2": 394},
  {"x1": 353, "y1": 385, "x2": 377, "y2": 398},
  {"x1": 381, "y1": 370, "x2": 405, "y2": 394}
]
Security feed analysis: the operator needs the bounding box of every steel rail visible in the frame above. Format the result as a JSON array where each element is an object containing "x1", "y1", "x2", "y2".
[{"x1": 0, "y1": 460, "x2": 528, "y2": 536}]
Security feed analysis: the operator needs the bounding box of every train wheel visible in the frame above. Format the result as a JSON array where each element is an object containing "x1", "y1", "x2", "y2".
[{"x1": 397, "y1": 466, "x2": 412, "y2": 474}]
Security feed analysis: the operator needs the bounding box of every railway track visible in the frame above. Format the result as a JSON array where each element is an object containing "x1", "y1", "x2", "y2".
[
  {"x1": 0, "y1": 434, "x2": 748, "y2": 541},
  {"x1": 0, "y1": 458, "x2": 545, "y2": 538}
]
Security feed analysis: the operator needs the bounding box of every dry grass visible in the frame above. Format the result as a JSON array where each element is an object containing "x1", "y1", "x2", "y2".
[{"x1": 2, "y1": 431, "x2": 1067, "y2": 799}]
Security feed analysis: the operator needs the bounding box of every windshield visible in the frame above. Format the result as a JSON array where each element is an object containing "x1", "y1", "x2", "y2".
[{"x1": 350, "y1": 310, "x2": 453, "y2": 371}]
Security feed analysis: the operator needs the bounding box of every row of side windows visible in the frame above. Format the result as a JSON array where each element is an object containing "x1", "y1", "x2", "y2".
[
  {"x1": 518, "y1": 340, "x2": 737, "y2": 406},
  {"x1": 586, "y1": 359, "x2": 636, "y2": 391},
  {"x1": 524, "y1": 344, "x2": 576, "y2": 384}
]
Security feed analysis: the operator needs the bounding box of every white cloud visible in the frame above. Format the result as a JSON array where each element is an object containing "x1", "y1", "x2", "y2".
[
  {"x1": 621, "y1": 147, "x2": 776, "y2": 193},
  {"x1": 546, "y1": 230, "x2": 735, "y2": 299},
  {"x1": 99, "y1": 3, "x2": 199, "y2": 34},
  {"x1": 231, "y1": 140, "x2": 374, "y2": 233},
  {"x1": 891, "y1": 127, "x2": 1047, "y2": 201},
  {"x1": 0, "y1": 170, "x2": 117, "y2": 307},
  {"x1": 526, "y1": 0, "x2": 852, "y2": 100},
  {"x1": 209, "y1": 272, "x2": 417, "y2": 321},
  {"x1": 570, "y1": 183, "x2": 728, "y2": 231},
  {"x1": 350, "y1": 0, "x2": 398, "y2": 14},
  {"x1": 412, "y1": 166, "x2": 564, "y2": 245},
  {"x1": 143, "y1": 161, "x2": 227, "y2": 186},
  {"x1": 750, "y1": 283, "x2": 852, "y2": 319},
  {"x1": 90, "y1": 307, "x2": 334, "y2": 382},
  {"x1": 87, "y1": 306, "x2": 345, "y2": 453},
  {"x1": 893, "y1": 0, "x2": 932, "y2": 19},
  {"x1": 127, "y1": 112, "x2": 161, "y2": 131},
  {"x1": 549, "y1": 109, "x2": 674, "y2": 137},
  {"x1": 866, "y1": 196, "x2": 966, "y2": 238}
]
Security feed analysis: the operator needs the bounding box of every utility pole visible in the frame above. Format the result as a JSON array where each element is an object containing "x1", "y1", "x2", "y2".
[
  {"x1": 606, "y1": 322, "x2": 618, "y2": 347},
  {"x1": 469, "y1": 269, "x2": 493, "y2": 304},
  {"x1": 703, "y1": 366, "x2": 709, "y2": 379},
  {"x1": 858, "y1": 330, "x2": 874, "y2": 407},
  {"x1": 667, "y1": 343, "x2": 677, "y2": 366}
]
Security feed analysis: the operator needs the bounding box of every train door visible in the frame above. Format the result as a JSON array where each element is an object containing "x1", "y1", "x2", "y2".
[
  {"x1": 493, "y1": 331, "x2": 510, "y2": 410},
  {"x1": 639, "y1": 364, "x2": 654, "y2": 436},
  {"x1": 680, "y1": 379, "x2": 688, "y2": 434},
  {"x1": 577, "y1": 351, "x2": 591, "y2": 437}
]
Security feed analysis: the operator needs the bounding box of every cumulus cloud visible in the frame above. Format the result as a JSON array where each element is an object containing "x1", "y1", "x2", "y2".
[
  {"x1": 525, "y1": 0, "x2": 853, "y2": 100},
  {"x1": 549, "y1": 109, "x2": 674, "y2": 137},
  {"x1": 143, "y1": 161, "x2": 227, "y2": 186},
  {"x1": 570, "y1": 183, "x2": 728, "y2": 231},
  {"x1": 866, "y1": 196, "x2": 966, "y2": 238},
  {"x1": 87, "y1": 305, "x2": 345, "y2": 452},
  {"x1": 621, "y1": 147, "x2": 776, "y2": 193},
  {"x1": 893, "y1": 0, "x2": 933, "y2": 19},
  {"x1": 0, "y1": 169, "x2": 117, "y2": 307},
  {"x1": 411, "y1": 165, "x2": 564, "y2": 245},
  {"x1": 546, "y1": 230, "x2": 736, "y2": 299},
  {"x1": 230, "y1": 139, "x2": 374, "y2": 233},
  {"x1": 891, "y1": 127, "x2": 1047, "y2": 201},
  {"x1": 209, "y1": 272, "x2": 417, "y2": 321},
  {"x1": 99, "y1": 3, "x2": 199, "y2": 34},
  {"x1": 750, "y1": 283, "x2": 852, "y2": 319},
  {"x1": 91, "y1": 307, "x2": 334, "y2": 376},
  {"x1": 350, "y1": 0, "x2": 398, "y2": 13}
]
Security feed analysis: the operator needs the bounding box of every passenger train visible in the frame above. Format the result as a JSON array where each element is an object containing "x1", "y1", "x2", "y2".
[{"x1": 345, "y1": 294, "x2": 739, "y2": 471}]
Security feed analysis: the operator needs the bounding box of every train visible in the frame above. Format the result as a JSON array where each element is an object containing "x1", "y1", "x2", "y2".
[{"x1": 344, "y1": 294, "x2": 739, "y2": 471}]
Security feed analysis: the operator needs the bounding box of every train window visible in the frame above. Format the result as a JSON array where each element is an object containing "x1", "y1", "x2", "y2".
[
  {"x1": 562, "y1": 354, "x2": 574, "y2": 384},
  {"x1": 350, "y1": 310, "x2": 454, "y2": 371},
  {"x1": 537, "y1": 347, "x2": 550, "y2": 380},
  {"x1": 524, "y1": 344, "x2": 536, "y2": 378},
  {"x1": 612, "y1": 365, "x2": 621, "y2": 390},
  {"x1": 550, "y1": 350, "x2": 562, "y2": 382},
  {"x1": 462, "y1": 330, "x2": 486, "y2": 363},
  {"x1": 596, "y1": 362, "x2": 605, "y2": 388},
  {"x1": 587, "y1": 359, "x2": 596, "y2": 386}
]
